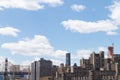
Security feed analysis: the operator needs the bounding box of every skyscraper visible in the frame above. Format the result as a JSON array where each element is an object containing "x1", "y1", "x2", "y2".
[
  {"x1": 31, "y1": 58, "x2": 52, "y2": 80},
  {"x1": 31, "y1": 61, "x2": 37, "y2": 80},
  {"x1": 66, "y1": 53, "x2": 71, "y2": 67},
  {"x1": 108, "y1": 46, "x2": 114, "y2": 58}
]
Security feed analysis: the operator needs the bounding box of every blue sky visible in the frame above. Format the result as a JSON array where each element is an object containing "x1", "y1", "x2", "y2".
[{"x1": 0, "y1": 0, "x2": 120, "y2": 66}]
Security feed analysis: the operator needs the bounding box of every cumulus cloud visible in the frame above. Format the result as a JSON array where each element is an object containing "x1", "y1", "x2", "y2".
[
  {"x1": 107, "y1": 31, "x2": 117, "y2": 35},
  {"x1": 1, "y1": 35, "x2": 67, "y2": 59},
  {"x1": 0, "y1": 27, "x2": 20, "y2": 37},
  {"x1": 98, "y1": 47, "x2": 108, "y2": 58},
  {"x1": 108, "y1": 0, "x2": 120, "y2": 24},
  {"x1": 50, "y1": 59, "x2": 63, "y2": 65},
  {"x1": 71, "y1": 4, "x2": 86, "y2": 12},
  {"x1": 1, "y1": 34, "x2": 109, "y2": 65},
  {"x1": 0, "y1": 56, "x2": 5, "y2": 64},
  {"x1": 71, "y1": 49, "x2": 94, "y2": 65},
  {"x1": 53, "y1": 50, "x2": 68, "y2": 58},
  {"x1": 21, "y1": 60, "x2": 31, "y2": 66},
  {"x1": 72, "y1": 50, "x2": 92, "y2": 59},
  {"x1": 21, "y1": 57, "x2": 42, "y2": 66},
  {"x1": 1, "y1": 35, "x2": 68, "y2": 65},
  {"x1": 98, "y1": 47, "x2": 107, "y2": 52},
  {"x1": 0, "y1": 0, "x2": 64, "y2": 11},
  {"x1": 1, "y1": 35, "x2": 53, "y2": 56},
  {"x1": 62, "y1": 20, "x2": 118, "y2": 35},
  {"x1": 25, "y1": 47, "x2": 107, "y2": 65},
  {"x1": 62, "y1": 0, "x2": 120, "y2": 35}
]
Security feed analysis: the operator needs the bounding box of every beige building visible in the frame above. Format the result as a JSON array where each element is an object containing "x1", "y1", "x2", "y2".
[
  {"x1": 30, "y1": 46, "x2": 120, "y2": 80},
  {"x1": 56, "y1": 46, "x2": 120, "y2": 80},
  {"x1": 9, "y1": 65, "x2": 20, "y2": 72}
]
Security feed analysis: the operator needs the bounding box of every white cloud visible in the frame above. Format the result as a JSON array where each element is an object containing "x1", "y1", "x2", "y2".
[
  {"x1": 71, "y1": 4, "x2": 86, "y2": 12},
  {"x1": 1, "y1": 35, "x2": 68, "y2": 66},
  {"x1": 62, "y1": 0, "x2": 120, "y2": 35},
  {"x1": 21, "y1": 57, "x2": 41, "y2": 66},
  {"x1": 21, "y1": 60, "x2": 31, "y2": 66},
  {"x1": 73, "y1": 50, "x2": 92, "y2": 59},
  {"x1": 1, "y1": 34, "x2": 109, "y2": 65},
  {"x1": 107, "y1": 31, "x2": 117, "y2": 35},
  {"x1": 98, "y1": 47, "x2": 108, "y2": 58},
  {"x1": 1, "y1": 35, "x2": 53, "y2": 56},
  {"x1": 0, "y1": 27, "x2": 20, "y2": 37},
  {"x1": 39, "y1": 0, "x2": 64, "y2": 7},
  {"x1": 0, "y1": 0, "x2": 64, "y2": 11},
  {"x1": 62, "y1": 20, "x2": 118, "y2": 35},
  {"x1": 0, "y1": 56, "x2": 5, "y2": 64},
  {"x1": 1, "y1": 35, "x2": 67, "y2": 59},
  {"x1": 98, "y1": 47, "x2": 107, "y2": 52},
  {"x1": 71, "y1": 49, "x2": 92, "y2": 65},
  {"x1": 108, "y1": 0, "x2": 120, "y2": 24},
  {"x1": 50, "y1": 59, "x2": 63, "y2": 65},
  {"x1": 53, "y1": 50, "x2": 68, "y2": 58}
]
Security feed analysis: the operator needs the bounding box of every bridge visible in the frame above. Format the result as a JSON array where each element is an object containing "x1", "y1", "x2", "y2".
[
  {"x1": 0, "y1": 71, "x2": 30, "y2": 75},
  {"x1": 0, "y1": 58, "x2": 31, "y2": 80}
]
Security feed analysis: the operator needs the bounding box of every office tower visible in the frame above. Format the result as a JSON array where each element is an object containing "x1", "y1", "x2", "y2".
[
  {"x1": 99, "y1": 51, "x2": 104, "y2": 70},
  {"x1": 31, "y1": 61, "x2": 37, "y2": 80},
  {"x1": 39, "y1": 58, "x2": 52, "y2": 77},
  {"x1": 56, "y1": 46, "x2": 120, "y2": 80},
  {"x1": 66, "y1": 53, "x2": 71, "y2": 67},
  {"x1": 90, "y1": 52, "x2": 100, "y2": 70},
  {"x1": 31, "y1": 58, "x2": 52, "y2": 80},
  {"x1": 108, "y1": 46, "x2": 114, "y2": 58}
]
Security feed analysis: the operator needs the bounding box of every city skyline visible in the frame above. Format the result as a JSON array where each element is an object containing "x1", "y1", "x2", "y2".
[{"x1": 0, "y1": 0, "x2": 120, "y2": 65}]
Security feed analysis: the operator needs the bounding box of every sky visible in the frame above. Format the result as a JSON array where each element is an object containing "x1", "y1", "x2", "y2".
[{"x1": 0, "y1": 0, "x2": 120, "y2": 66}]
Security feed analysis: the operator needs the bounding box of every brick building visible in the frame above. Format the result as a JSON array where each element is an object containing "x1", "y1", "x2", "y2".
[{"x1": 56, "y1": 46, "x2": 120, "y2": 80}]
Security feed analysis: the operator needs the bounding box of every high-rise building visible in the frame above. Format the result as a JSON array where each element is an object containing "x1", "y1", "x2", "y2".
[
  {"x1": 89, "y1": 51, "x2": 104, "y2": 70},
  {"x1": 66, "y1": 53, "x2": 71, "y2": 67},
  {"x1": 99, "y1": 51, "x2": 104, "y2": 70},
  {"x1": 55, "y1": 46, "x2": 120, "y2": 80},
  {"x1": 31, "y1": 58, "x2": 52, "y2": 80},
  {"x1": 31, "y1": 61, "x2": 37, "y2": 80},
  {"x1": 108, "y1": 46, "x2": 114, "y2": 58}
]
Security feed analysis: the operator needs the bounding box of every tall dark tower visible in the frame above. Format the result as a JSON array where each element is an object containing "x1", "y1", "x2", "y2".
[
  {"x1": 4, "y1": 58, "x2": 9, "y2": 80},
  {"x1": 66, "y1": 53, "x2": 71, "y2": 67}
]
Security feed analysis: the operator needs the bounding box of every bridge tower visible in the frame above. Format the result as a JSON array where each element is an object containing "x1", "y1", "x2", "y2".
[{"x1": 4, "y1": 58, "x2": 9, "y2": 80}]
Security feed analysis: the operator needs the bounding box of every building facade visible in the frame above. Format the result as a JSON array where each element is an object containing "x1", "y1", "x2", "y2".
[
  {"x1": 30, "y1": 46, "x2": 120, "y2": 80},
  {"x1": 56, "y1": 46, "x2": 120, "y2": 80},
  {"x1": 66, "y1": 53, "x2": 71, "y2": 67},
  {"x1": 31, "y1": 58, "x2": 52, "y2": 80}
]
